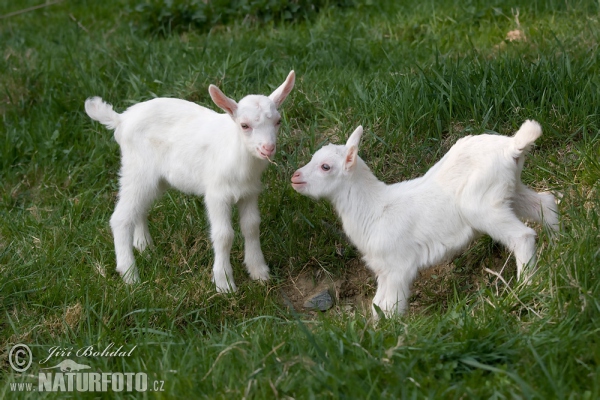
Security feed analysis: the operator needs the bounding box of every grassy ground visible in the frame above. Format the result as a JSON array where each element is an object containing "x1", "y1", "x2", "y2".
[{"x1": 1, "y1": 0, "x2": 599, "y2": 398}]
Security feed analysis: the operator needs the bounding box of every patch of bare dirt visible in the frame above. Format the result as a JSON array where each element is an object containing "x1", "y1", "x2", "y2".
[
  {"x1": 280, "y1": 259, "x2": 375, "y2": 316},
  {"x1": 280, "y1": 243, "x2": 515, "y2": 317}
]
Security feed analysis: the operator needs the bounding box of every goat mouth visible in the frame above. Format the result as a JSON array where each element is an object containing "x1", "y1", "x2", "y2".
[
  {"x1": 257, "y1": 148, "x2": 274, "y2": 159},
  {"x1": 291, "y1": 181, "x2": 306, "y2": 190}
]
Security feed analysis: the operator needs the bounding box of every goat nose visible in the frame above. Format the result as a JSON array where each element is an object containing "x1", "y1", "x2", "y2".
[
  {"x1": 292, "y1": 171, "x2": 300, "y2": 179},
  {"x1": 262, "y1": 143, "x2": 276, "y2": 154}
]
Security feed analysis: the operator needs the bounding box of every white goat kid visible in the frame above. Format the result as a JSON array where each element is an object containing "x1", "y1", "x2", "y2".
[
  {"x1": 291, "y1": 122, "x2": 558, "y2": 316},
  {"x1": 85, "y1": 71, "x2": 295, "y2": 291}
]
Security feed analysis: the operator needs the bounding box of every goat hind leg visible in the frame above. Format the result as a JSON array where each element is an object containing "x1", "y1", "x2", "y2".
[
  {"x1": 513, "y1": 184, "x2": 559, "y2": 233},
  {"x1": 133, "y1": 218, "x2": 153, "y2": 253},
  {"x1": 474, "y1": 208, "x2": 537, "y2": 282},
  {"x1": 132, "y1": 182, "x2": 165, "y2": 252},
  {"x1": 110, "y1": 198, "x2": 140, "y2": 284},
  {"x1": 111, "y1": 176, "x2": 161, "y2": 283}
]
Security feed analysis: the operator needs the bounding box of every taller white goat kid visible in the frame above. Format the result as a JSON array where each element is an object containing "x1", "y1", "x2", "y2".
[
  {"x1": 291, "y1": 122, "x2": 558, "y2": 316},
  {"x1": 85, "y1": 71, "x2": 295, "y2": 290}
]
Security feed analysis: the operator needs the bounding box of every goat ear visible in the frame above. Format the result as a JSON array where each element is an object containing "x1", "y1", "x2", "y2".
[
  {"x1": 344, "y1": 145, "x2": 358, "y2": 171},
  {"x1": 269, "y1": 70, "x2": 295, "y2": 108},
  {"x1": 344, "y1": 126, "x2": 363, "y2": 171},
  {"x1": 345, "y1": 125, "x2": 363, "y2": 149},
  {"x1": 209, "y1": 85, "x2": 238, "y2": 116}
]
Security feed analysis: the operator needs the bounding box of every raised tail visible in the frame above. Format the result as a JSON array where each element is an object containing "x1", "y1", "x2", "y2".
[
  {"x1": 85, "y1": 97, "x2": 120, "y2": 130},
  {"x1": 513, "y1": 120, "x2": 542, "y2": 154}
]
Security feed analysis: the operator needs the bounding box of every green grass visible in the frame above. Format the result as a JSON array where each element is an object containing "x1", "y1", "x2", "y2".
[{"x1": 1, "y1": 0, "x2": 599, "y2": 398}]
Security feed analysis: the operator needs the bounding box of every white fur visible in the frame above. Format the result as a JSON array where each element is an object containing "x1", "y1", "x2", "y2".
[
  {"x1": 85, "y1": 71, "x2": 295, "y2": 291},
  {"x1": 292, "y1": 121, "x2": 559, "y2": 317}
]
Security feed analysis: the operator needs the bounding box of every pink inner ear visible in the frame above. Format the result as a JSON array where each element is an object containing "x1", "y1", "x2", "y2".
[
  {"x1": 280, "y1": 81, "x2": 294, "y2": 101},
  {"x1": 220, "y1": 98, "x2": 237, "y2": 115},
  {"x1": 345, "y1": 146, "x2": 356, "y2": 167},
  {"x1": 271, "y1": 72, "x2": 295, "y2": 107},
  {"x1": 210, "y1": 86, "x2": 237, "y2": 115}
]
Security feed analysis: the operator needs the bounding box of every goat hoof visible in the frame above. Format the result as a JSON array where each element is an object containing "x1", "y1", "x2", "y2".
[
  {"x1": 133, "y1": 238, "x2": 152, "y2": 253},
  {"x1": 213, "y1": 277, "x2": 238, "y2": 293},
  {"x1": 215, "y1": 284, "x2": 237, "y2": 293},
  {"x1": 249, "y1": 266, "x2": 270, "y2": 282},
  {"x1": 119, "y1": 268, "x2": 140, "y2": 284}
]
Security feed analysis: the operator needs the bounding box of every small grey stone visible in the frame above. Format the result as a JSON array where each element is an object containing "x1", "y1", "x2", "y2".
[{"x1": 303, "y1": 289, "x2": 334, "y2": 311}]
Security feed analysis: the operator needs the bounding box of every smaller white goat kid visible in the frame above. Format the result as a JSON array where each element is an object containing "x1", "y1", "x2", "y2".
[
  {"x1": 85, "y1": 71, "x2": 295, "y2": 291},
  {"x1": 292, "y1": 121, "x2": 558, "y2": 316}
]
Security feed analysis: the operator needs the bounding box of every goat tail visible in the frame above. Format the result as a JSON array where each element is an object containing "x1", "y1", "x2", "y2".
[
  {"x1": 513, "y1": 120, "x2": 542, "y2": 154},
  {"x1": 85, "y1": 97, "x2": 121, "y2": 130}
]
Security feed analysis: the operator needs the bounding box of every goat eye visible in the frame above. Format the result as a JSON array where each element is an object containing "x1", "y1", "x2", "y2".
[
  {"x1": 241, "y1": 123, "x2": 250, "y2": 129},
  {"x1": 321, "y1": 164, "x2": 331, "y2": 171}
]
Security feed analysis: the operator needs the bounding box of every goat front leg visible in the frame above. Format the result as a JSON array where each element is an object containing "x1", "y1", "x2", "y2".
[
  {"x1": 205, "y1": 196, "x2": 237, "y2": 292},
  {"x1": 371, "y1": 265, "x2": 415, "y2": 318},
  {"x1": 371, "y1": 279, "x2": 388, "y2": 318},
  {"x1": 238, "y1": 194, "x2": 270, "y2": 282}
]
